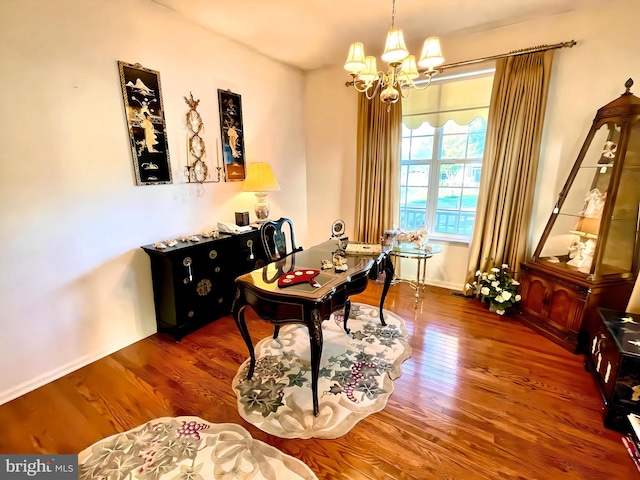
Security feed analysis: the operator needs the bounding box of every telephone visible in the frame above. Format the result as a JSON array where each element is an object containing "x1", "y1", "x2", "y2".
[{"x1": 217, "y1": 221, "x2": 252, "y2": 234}]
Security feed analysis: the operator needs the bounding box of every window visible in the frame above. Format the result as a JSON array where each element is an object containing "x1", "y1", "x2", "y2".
[{"x1": 399, "y1": 72, "x2": 493, "y2": 241}]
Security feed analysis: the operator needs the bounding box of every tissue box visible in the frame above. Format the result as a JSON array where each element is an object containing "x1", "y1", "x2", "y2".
[{"x1": 235, "y1": 212, "x2": 250, "y2": 226}]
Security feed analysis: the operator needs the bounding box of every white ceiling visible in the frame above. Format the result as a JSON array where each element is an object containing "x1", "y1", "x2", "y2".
[{"x1": 149, "y1": 0, "x2": 607, "y2": 71}]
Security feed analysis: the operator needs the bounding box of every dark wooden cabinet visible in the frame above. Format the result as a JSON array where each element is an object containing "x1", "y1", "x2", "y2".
[
  {"x1": 517, "y1": 80, "x2": 640, "y2": 351},
  {"x1": 518, "y1": 262, "x2": 633, "y2": 351},
  {"x1": 518, "y1": 265, "x2": 585, "y2": 345},
  {"x1": 141, "y1": 230, "x2": 267, "y2": 340},
  {"x1": 586, "y1": 309, "x2": 640, "y2": 431}
]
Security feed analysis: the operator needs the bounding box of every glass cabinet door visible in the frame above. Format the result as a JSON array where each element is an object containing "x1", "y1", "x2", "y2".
[
  {"x1": 598, "y1": 118, "x2": 640, "y2": 277},
  {"x1": 537, "y1": 122, "x2": 622, "y2": 275},
  {"x1": 531, "y1": 79, "x2": 640, "y2": 284}
]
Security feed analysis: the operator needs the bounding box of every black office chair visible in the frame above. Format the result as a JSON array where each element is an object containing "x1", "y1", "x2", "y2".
[
  {"x1": 260, "y1": 217, "x2": 302, "y2": 261},
  {"x1": 259, "y1": 217, "x2": 302, "y2": 339}
]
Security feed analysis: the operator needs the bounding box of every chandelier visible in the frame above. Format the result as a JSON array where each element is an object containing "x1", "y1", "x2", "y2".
[{"x1": 344, "y1": 0, "x2": 444, "y2": 107}]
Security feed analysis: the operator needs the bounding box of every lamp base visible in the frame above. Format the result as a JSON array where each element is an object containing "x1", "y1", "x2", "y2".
[{"x1": 254, "y1": 192, "x2": 270, "y2": 221}]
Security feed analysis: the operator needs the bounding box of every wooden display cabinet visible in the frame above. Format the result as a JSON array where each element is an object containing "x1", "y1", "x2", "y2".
[
  {"x1": 518, "y1": 262, "x2": 633, "y2": 351},
  {"x1": 517, "y1": 79, "x2": 640, "y2": 352}
]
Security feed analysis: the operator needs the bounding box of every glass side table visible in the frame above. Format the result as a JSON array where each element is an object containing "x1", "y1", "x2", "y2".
[{"x1": 390, "y1": 244, "x2": 442, "y2": 303}]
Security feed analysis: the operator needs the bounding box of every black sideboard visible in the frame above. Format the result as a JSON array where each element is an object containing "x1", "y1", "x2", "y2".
[
  {"x1": 584, "y1": 308, "x2": 640, "y2": 431},
  {"x1": 141, "y1": 229, "x2": 267, "y2": 340}
]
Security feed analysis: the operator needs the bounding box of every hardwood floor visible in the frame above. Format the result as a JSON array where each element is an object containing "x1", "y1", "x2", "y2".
[{"x1": 0, "y1": 282, "x2": 636, "y2": 479}]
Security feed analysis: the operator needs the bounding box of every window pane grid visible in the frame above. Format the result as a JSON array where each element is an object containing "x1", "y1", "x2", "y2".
[{"x1": 400, "y1": 116, "x2": 487, "y2": 238}]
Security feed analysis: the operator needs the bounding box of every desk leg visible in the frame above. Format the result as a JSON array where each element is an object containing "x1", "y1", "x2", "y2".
[
  {"x1": 414, "y1": 257, "x2": 422, "y2": 304},
  {"x1": 343, "y1": 298, "x2": 351, "y2": 334},
  {"x1": 379, "y1": 255, "x2": 394, "y2": 326},
  {"x1": 232, "y1": 288, "x2": 256, "y2": 380},
  {"x1": 308, "y1": 308, "x2": 323, "y2": 417},
  {"x1": 421, "y1": 255, "x2": 429, "y2": 291}
]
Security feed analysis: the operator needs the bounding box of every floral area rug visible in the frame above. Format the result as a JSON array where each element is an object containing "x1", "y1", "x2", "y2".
[
  {"x1": 232, "y1": 303, "x2": 411, "y2": 439},
  {"x1": 79, "y1": 416, "x2": 317, "y2": 480}
]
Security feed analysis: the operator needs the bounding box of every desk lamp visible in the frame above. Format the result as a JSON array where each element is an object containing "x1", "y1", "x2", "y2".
[{"x1": 242, "y1": 162, "x2": 280, "y2": 222}]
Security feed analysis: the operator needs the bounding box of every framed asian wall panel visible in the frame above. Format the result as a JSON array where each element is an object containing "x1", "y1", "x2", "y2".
[
  {"x1": 118, "y1": 61, "x2": 172, "y2": 185},
  {"x1": 217, "y1": 89, "x2": 246, "y2": 181}
]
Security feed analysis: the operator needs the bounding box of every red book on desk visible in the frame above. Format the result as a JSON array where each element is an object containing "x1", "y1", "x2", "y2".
[{"x1": 277, "y1": 269, "x2": 320, "y2": 288}]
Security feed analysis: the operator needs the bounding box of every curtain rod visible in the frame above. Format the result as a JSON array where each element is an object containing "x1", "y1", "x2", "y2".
[{"x1": 436, "y1": 40, "x2": 576, "y2": 72}]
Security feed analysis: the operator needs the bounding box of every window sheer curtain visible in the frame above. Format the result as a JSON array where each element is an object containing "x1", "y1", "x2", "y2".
[
  {"x1": 354, "y1": 93, "x2": 402, "y2": 243},
  {"x1": 466, "y1": 50, "x2": 554, "y2": 283}
]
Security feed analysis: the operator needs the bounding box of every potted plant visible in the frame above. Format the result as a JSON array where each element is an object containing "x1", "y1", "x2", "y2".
[{"x1": 466, "y1": 264, "x2": 521, "y2": 316}]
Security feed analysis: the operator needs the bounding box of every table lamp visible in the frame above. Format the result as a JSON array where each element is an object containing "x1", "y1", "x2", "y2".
[{"x1": 242, "y1": 162, "x2": 281, "y2": 222}]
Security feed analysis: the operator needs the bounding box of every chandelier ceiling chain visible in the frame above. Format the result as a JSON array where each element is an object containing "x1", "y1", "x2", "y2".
[
  {"x1": 344, "y1": 0, "x2": 444, "y2": 109},
  {"x1": 390, "y1": 0, "x2": 396, "y2": 29}
]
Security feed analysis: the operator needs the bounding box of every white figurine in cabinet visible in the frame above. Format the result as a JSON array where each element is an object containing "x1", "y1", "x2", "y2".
[
  {"x1": 567, "y1": 237, "x2": 596, "y2": 272},
  {"x1": 582, "y1": 188, "x2": 606, "y2": 217}
]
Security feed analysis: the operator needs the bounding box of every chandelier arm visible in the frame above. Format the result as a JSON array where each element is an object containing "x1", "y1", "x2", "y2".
[
  {"x1": 395, "y1": 69, "x2": 435, "y2": 94},
  {"x1": 352, "y1": 81, "x2": 372, "y2": 93},
  {"x1": 351, "y1": 72, "x2": 376, "y2": 93},
  {"x1": 351, "y1": 76, "x2": 384, "y2": 99},
  {"x1": 399, "y1": 83, "x2": 411, "y2": 98},
  {"x1": 396, "y1": 71, "x2": 413, "y2": 97},
  {"x1": 412, "y1": 73, "x2": 435, "y2": 91},
  {"x1": 364, "y1": 79, "x2": 382, "y2": 100}
]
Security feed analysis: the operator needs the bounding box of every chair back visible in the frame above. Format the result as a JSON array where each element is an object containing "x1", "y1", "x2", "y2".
[{"x1": 260, "y1": 217, "x2": 301, "y2": 261}]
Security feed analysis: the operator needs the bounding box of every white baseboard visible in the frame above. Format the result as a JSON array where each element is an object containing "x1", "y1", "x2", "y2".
[
  {"x1": 0, "y1": 337, "x2": 151, "y2": 406},
  {"x1": 425, "y1": 279, "x2": 463, "y2": 291}
]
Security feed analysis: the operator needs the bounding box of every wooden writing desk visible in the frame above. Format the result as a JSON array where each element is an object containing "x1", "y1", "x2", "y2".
[{"x1": 231, "y1": 240, "x2": 394, "y2": 416}]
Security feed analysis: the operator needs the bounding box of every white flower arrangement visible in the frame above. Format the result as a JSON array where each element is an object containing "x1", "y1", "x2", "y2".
[
  {"x1": 465, "y1": 263, "x2": 521, "y2": 316},
  {"x1": 395, "y1": 226, "x2": 429, "y2": 249}
]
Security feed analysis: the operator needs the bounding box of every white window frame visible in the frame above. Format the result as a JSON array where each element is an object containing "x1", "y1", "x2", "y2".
[{"x1": 400, "y1": 71, "x2": 493, "y2": 243}]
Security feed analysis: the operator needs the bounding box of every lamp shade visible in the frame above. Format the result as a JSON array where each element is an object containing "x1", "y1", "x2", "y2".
[
  {"x1": 242, "y1": 162, "x2": 281, "y2": 192},
  {"x1": 357, "y1": 56, "x2": 379, "y2": 84},
  {"x1": 418, "y1": 36, "x2": 444, "y2": 69},
  {"x1": 399, "y1": 55, "x2": 420, "y2": 83},
  {"x1": 344, "y1": 42, "x2": 367, "y2": 73},
  {"x1": 381, "y1": 28, "x2": 409, "y2": 63}
]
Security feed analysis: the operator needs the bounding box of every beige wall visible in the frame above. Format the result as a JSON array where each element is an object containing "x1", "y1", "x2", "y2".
[
  {"x1": 0, "y1": 0, "x2": 307, "y2": 404},
  {"x1": 306, "y1": 0, "x2": 640, "y2": 295},
  {"x1": 305, "y1": 67, "x2": 359, "y2": 243}
]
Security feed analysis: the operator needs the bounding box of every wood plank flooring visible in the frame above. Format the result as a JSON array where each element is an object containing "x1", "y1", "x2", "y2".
[{"x1": 0, "y1": 283, "x2": 636, "y2": 479}]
